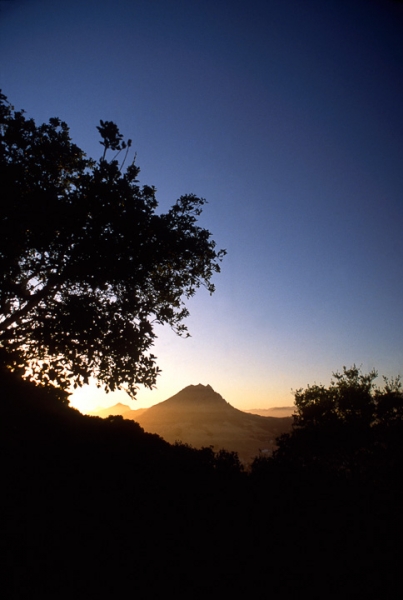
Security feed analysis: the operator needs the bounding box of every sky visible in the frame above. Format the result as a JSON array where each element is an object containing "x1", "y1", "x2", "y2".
[{"x1": 1, "y1": 0, "x2": 402, "y2": 413}]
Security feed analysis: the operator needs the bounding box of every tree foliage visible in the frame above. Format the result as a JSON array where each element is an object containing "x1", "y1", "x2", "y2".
[
  {"x1": 272, "y1": 365, "x2": 403, "y2": 479},
  {"x1": 0, "y1": 91, "x2": 225, "y2": 396}
]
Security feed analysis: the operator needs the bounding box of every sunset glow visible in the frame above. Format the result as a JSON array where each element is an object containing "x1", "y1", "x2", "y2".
[{"x1": 1, "y1": 0, "x2": 402, "y2": 414}]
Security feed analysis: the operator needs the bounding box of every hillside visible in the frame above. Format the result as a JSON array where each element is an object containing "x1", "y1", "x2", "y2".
[
  {"x1": 97, "y1": 384, "x2": 293, "y2": 464},
  {"x1": 89, "y1": 403, "x2": 149, "y2": 419},
  {"x1": 3, "y1": 368, "x2": 401, "y2": 598}
]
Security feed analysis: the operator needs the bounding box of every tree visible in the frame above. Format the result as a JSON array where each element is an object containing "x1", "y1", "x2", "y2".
[
  {"x1": 0, "y1": 92, "x2": 226, "y2": 396},
  {"x1": 272, "y1": 366, "x2": 403, "y2": 480}
]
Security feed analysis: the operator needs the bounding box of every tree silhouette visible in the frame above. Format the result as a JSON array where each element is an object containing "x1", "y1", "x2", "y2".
[
  {"x1": 0, "y1": 91, "x2": 225, "y2": 396},
  {"x1": 272, "y1": 365, "x2": 403, "y2": 481}
]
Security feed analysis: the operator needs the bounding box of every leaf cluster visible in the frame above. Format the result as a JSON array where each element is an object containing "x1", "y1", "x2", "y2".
[
  {"x1": 272, "y1": 365, "x2": 403, "y2": 480},
  {"x1": 0, "y1": 91, "x2": 226, "y2": 396}
]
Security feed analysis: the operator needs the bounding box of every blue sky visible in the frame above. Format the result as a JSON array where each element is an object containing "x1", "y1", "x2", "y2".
[{"x1": 1, "y1": 0, "x2": 402, "y2": 412}]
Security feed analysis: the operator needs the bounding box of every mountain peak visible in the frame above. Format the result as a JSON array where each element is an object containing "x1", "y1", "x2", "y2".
[
  {"x1": 146, "y1": 383, "x2": 229, "y2": 412},
  {"x1": 133, "y1": 384, "x2": 293, "y2": 464},
  {"x1": 187, "y1": 383, "x2": 214, "y2": 391}
]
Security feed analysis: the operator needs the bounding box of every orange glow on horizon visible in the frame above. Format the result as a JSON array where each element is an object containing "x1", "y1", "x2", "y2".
[{"x1": 68, "y1": 378, "x2": 296, "y2": 416}]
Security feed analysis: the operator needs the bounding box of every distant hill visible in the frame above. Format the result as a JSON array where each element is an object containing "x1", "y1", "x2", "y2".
[
  {"x1": 245, "y1": 406, "x2": 295, "y2": 418},
  {"x1": 88, "y1": 403, "x2": 149, "y2": 419},
  {"x1": 98, "y1": 384, "x2": 292, "y2": 465}
]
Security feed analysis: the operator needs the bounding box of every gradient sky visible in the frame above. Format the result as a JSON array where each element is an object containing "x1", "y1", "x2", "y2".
[{"x1": 1, "y1": 0, "x2": 402, "y2": 412}]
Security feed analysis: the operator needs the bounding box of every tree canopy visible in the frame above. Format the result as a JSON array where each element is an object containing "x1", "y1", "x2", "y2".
[
  {"x1": 0, "y1": 91, "x2": 225, "y2": 396},
  {"x1": 272, "y1": 365, "x2": 403, "y2": 480}
]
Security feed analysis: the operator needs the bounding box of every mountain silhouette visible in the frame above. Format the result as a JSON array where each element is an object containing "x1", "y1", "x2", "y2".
[
  {"x1": 96, "y1": 384, "x2": 292, "y2": 464},
  {"x1": 89, "y1": 403, "x2": 148, "y2": 419}
]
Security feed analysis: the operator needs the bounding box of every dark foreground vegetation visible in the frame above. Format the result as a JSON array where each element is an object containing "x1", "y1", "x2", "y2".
[{"x1": 2, "y1": 366, "x2": 402, "y2": 599}]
